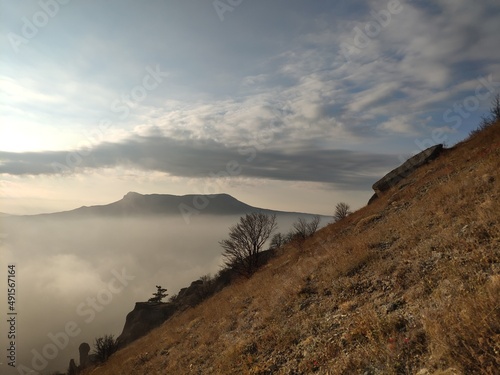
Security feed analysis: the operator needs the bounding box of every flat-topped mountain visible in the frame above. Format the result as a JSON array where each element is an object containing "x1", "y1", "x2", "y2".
[
  {"x1": 61, "y1": 192, "x2": 256, "y2": 217},
  {"x1": 21, "y1": 192, "x2": 318, "y2": 219}
]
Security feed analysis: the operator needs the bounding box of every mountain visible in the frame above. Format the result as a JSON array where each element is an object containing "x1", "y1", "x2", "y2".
[
  {"x1": 22, "y1": 192, "x2": 320, "y2": 219},
  {"x1": 79, "y1": 121, "x2": 499, "y2": 375}
]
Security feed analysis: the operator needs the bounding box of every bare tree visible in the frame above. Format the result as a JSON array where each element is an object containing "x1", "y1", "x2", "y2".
[
  {"x1": 292, "y1": 215, "x2": 321, "y2": 240},
  {"x1": 284, "y1": 230, "x2": 298, "y2": 243},
  {"x1": 307, "y1": 215, "x2": 320, "y2": 235},
  {"x1": 270, "y1": 232, "x2": 286, "y2": 250},
  {"x1": 220, "y1": 213, "x2": 277, "y2": 277},
  {"x1": 333, "y1": 202, "x2": 351, "y2": 222}
]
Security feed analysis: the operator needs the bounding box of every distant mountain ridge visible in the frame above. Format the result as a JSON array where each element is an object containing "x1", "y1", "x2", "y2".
[{"x1": 22, "y1": 192, "x2": 323, "y2": 218}]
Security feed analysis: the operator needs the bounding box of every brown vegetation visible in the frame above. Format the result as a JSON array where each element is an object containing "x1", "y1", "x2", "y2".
[{"x1": 82, "y1": 121, "x2": 500, "y2": 374}]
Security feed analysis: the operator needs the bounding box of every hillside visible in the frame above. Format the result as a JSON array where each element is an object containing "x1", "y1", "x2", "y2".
[{"x1": 82, "y1": 123, "x2": 499, "y2": 374}]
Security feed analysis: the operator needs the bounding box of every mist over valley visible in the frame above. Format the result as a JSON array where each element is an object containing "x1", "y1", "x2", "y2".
[{"x1": 0, "y1": 193, "x2": 328, "y2": 373}]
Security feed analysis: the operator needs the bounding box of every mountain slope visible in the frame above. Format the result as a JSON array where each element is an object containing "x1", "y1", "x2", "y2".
[{"x1": 83, "y1": 123, "x2": 500, "y2": 375}]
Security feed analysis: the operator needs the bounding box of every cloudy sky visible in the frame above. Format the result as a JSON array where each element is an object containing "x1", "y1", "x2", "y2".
[{"x1": 1, "y1": 0, "x2": 500, "y2": 215}]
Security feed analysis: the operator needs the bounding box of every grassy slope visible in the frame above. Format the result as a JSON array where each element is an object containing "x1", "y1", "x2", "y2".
[{"x1": 84, "y1": 123, "x2": 500, "y2": 375}]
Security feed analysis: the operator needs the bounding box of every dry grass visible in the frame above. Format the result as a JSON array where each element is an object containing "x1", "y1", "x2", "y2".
[
  {"x1": 83, "y1": 122, "x2": 500, "y2": 375},
  {"x1": 424, "y1": 276, "x2": 499, "y2": 374}
]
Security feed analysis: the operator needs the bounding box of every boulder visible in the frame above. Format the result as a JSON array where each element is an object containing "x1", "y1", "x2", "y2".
[{"x1": 371, "y1": 144, "x2": 443, "y2": 200}]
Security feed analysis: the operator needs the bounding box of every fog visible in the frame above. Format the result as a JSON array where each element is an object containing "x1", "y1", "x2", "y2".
[{"x1": 0, "y1": 213, "x2": 327, "y2": 374}]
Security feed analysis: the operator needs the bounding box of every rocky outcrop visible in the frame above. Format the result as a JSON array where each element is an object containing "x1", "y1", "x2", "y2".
[
  {"x1": 115, "y1": 277, "x2": 228, "y2": 348},
  {"x1": 115, "y1": 252, "x2": 275, "y2": 349},
  {"x1": 116, "y1": 302, "x2": 177, "y2": 347},
  {"x1": 68, "y1": 359, "x2": 78, "y2": 375},
  {"x1": 67, "y1": 342, "x2": 97, "y2": 374},
  {"x1": 79, "y1": 342, "x2": 91, "y2": 368},
  {"x1": 175, "y1": 279, "x2": 208, "y2": 308},
  {"x1": 116, "y1": 268, "x2": 239, "y2": 348},
  {"x1": 370, "y1": 144, "x2": 444, "y2": 202}
]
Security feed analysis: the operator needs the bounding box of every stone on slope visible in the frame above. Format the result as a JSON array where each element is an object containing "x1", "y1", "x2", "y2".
[{"x1": 370, "y1": 144, "x2": 444, "y2": 201}]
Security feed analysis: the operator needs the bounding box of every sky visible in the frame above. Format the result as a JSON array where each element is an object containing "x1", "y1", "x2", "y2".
[{"x1": 1, "y1": 0, "x2": 500, "y2": 216}]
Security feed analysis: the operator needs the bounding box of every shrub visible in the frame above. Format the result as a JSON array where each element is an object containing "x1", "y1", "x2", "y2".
[
  {"x1": 469, "y1": 94, "x2": 500, "y2": 136},
  {"x1": 333, "y1": 202, "x2": 352, "y2": 222},
  {"x1": 93, "y1": 334, "x2": 118, "y2": 363},
  {"x1": 292, "y1": 215, "x2": 320, "y2": 241}
]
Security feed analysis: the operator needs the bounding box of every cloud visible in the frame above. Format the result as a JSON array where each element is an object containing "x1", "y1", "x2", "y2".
[
  {"x1": 0, "y1": 134, "x2": 398, "y2": 189},
  {"x1": 0, "y1": 2, "x2": 498, "y2": 192},
  {"x1": 2, "y1": 0, "x2": 499, "y2": 159},
  {"x1": 378, "y1": 115, "x2": 419, "y2": 135},
  {"x1": 348, "y1": 82, "x2": 401, "y2": 113}
]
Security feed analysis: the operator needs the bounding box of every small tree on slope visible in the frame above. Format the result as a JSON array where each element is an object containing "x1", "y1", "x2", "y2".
[{"x1": 148, "y1": 285, "x2": 168, "y2": 303}]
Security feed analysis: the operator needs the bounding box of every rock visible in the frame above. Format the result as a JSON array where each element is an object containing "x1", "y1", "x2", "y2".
[
  {"x1": 116, "y1": 272, "x2": 236, "y2": 349},
  {"x1": 367, "y1": 193, "x2": 378, "y2": 205},
  {"x1": 385, "y1": 299, "x2": 405, "y2": 313},
  {"x1": 79, "y1": 342, "x2": 91, "y2": 368},
  {"x1": 177, "y1": 279, "x2": 204, "y2": 300},
  {"x1": 371, "y1": 144, "x2": 444, "y2": 201},
  {"x1": 68, "y1": 342, "x2": 96, "y2": 374},
  {"x1": 116, "y1": 302, "x2": 177, "y2": 347},
  {"x1": 68, "y1": 359, "x2": 78, "y2": 375}
]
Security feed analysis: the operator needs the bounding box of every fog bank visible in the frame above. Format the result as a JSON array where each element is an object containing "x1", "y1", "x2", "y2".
[{"x1": 0, "y1": 213, "x2": 327, "y2": 374}]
